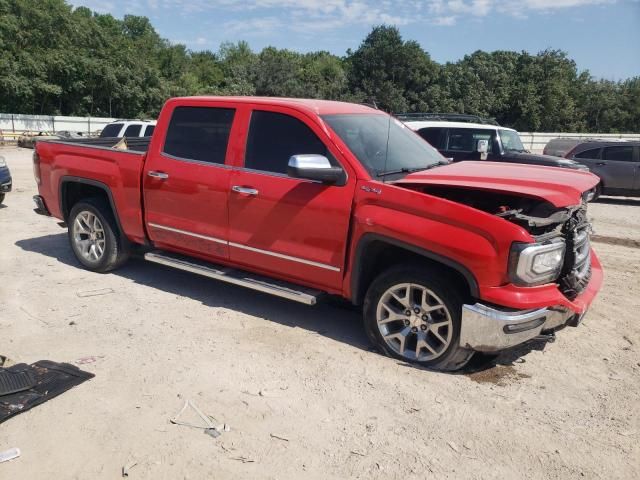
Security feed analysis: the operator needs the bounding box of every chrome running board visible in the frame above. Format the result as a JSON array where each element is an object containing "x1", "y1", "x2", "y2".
[{"x1": 144, "y1": 251, "x2": 321, "y2": 305}]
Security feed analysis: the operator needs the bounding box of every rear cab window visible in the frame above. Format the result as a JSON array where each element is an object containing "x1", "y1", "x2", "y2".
[
  {"x1": 144, "y1": 125, "x2": 155, "y2": 136},
  {"x1": 244, "y1": 110, "x2": 336, "y2": 175},
  {"x1": 163, "y1": 106, "x2": 235, "y2": 164}
]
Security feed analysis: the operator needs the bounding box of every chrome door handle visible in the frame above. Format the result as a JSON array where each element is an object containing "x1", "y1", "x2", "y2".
[
  {"x1": 147, "y1": 171, "x2": 169, "y2": 179},
  {"x1": 232, "y1": 186, "x2": 259, "y2": 196}
]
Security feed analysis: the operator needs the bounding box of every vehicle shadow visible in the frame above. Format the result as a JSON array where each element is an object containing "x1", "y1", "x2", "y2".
[
  {"x1": 15, "y1": 233, "x2": 369, "y2": 353},
  {"x1": 595, "y1": 196, "x2": 640, "y2": 206},
  {"x1": 15, "y1": 233, "x2": 544, "y2": 374}
]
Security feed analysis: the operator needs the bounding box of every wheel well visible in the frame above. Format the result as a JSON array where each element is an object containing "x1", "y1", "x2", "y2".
[
  {"x1": 351, "y1": 238, "x2": 477, "y2": 306},
  {"x1": 60, "y1": 181, "x2": 112, "y2": 222}
]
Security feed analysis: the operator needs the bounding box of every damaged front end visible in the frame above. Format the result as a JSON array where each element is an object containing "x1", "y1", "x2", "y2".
[{"x1": 411, "y1": 185, "x2": 594, "y2": 300}]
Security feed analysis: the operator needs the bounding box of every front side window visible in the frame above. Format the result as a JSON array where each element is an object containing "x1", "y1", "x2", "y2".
[
  {"x1": 100, "y1": 123, "x2": 123, "y2": 138},
  {"x1": 123, "y1": 124, "x2": 141, "y2": 137},
  {"x1": 322, "y1": 114, "x2": 444, "y2": 177},
  {"x1": 163, "y1": 106, "x2": 235, "y2": 164},
  {"x1": 447, "y1": 129, "x2": 495, "y2": 153},
  {"x1": 603, "y1": 146, "x2": 634, "y2": 162},
  {"x1": 245, "y1": 111, "x2": 334, "y2": 174},
  {"x1": 574, "y1": 148, "x2": 601, "y2": 160}
]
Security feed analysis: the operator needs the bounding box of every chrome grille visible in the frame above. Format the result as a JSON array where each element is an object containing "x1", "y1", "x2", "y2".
[{"x1": 559, "y1": 208, "x2": 592, "y2": 299}]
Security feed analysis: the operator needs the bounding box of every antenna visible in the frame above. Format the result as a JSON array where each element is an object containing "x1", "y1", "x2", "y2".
[{"x1": 382, "y1": 114, "x2": 391, "y2": 184}]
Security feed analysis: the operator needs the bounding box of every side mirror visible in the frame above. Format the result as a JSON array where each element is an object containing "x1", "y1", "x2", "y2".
[
  {"x1": 287, "y1": 155, "x2": 345, "y2": 185},
  {"x1": 476, "y1": 139, "x2": 489, "y2": 154}
]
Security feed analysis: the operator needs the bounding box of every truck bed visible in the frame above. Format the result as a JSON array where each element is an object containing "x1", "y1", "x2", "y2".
[{"x1": 43, "y1": 136, "x2": 152, "y2": 153}]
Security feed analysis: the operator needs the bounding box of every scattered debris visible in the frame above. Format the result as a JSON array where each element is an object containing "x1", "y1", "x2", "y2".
[
  {"x1": 0, "y1": 448, "x2": 20, "y2": 464},
  {"x1": 270, "y1": 433, "x2": 289, "y2": 442},
  {"x1": 623, "y1": 335, "x2": 633, "y2": 346},
  {"x1": 75, "y1": 356, "x2": 105, "y2": 365},
  {"x1": 447, "y1": 441, "x2": 460, "y2": 453},
  {"x1": 76, "y1": 288, "x2": 115, "y2": 298},
  {"x1": 19, "y1": 306, "x2": 50, "y2": 326},
  {"x1": 619, "y1": 430, "x2": 637, "y2": 437},
  {"x1": 122, "y1": 460, "x2": 138, "y2": 477},
  {"x1": 170, "y1": 399, "x2": 227, "y2": 439},
  {"x1": 350, "y1": 450, "x2": 366, "y2": 457},
  {"x1": 0, "y1": 361, "x2": 94, "y2": 424},
  {"x1": 230, "y1": 456, "x2": 255, "y2": 463},
  {"x1": 69, "y1": 320, "x2": 77, "y2": 326},
  {"x1": 0, "y1": 355, "x2": 13, "y2": 367}
]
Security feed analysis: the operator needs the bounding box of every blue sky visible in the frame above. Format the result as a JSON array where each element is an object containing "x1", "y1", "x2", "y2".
[{"x1": 71, "y1": 0, "x2": 639, "y2": 79}]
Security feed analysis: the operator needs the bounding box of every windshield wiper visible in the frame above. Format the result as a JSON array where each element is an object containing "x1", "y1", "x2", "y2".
[{"x1": 376, "y1": 163, "x2": 444, "y2": 178}]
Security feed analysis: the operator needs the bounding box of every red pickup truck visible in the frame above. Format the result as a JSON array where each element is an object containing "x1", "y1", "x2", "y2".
[{"x1": 33, "y1": 96, "x2": 602, "y2": 370}]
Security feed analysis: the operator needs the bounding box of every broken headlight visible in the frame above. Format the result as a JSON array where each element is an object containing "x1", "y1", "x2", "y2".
[{"x1": 509, "y1": 239, "x2": 566, "y2": 286}]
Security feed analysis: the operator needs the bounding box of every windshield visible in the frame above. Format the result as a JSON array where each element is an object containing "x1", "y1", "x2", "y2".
[
  {"x1": 322, "y1": 114, "x2": 445, "y2": 177},
  {"x1": 499, "y1": 129, "x2": 525, "y2": 152}
]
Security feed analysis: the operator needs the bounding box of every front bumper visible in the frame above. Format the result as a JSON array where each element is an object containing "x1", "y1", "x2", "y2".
[
  {"x1": 459, "y1": 303, "x2": 578, "y2": 352},
  {"x1": 460, "y1": 249, "x2": 603, "y2": 352},
  {"x1": 0, "y1": 169, "x2": 11, "y2": 193}
]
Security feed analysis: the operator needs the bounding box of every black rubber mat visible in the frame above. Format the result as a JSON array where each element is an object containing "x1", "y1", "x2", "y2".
[
  {"x1": 0, "y1": 366, "x2": 35, "y2": 395},
  {"x1": 0, "y1": 360, "x2": 94, "y2": 424}
]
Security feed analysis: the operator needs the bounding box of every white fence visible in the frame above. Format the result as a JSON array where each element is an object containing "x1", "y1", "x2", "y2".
[
  {"x1": 0, "y1": 113, "x2": 116, "y2": 135},
  {"x1": 520, "y1": 132, "x2": 640, "y2": 154},
  {"x1": 2, "y1": 113, "x2": 639, "y2": 152}
]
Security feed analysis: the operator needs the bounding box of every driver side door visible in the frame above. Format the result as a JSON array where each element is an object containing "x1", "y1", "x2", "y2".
[{"x1": 227, "y1": 107, "x2": 356, "y2": 290}]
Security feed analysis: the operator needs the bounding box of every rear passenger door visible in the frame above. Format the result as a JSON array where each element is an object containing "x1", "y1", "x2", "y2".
[
  {"x1": 600, "y1": 146, "x2": 636, "y2": 191},
  {"x1": 143, "y1": 105, "x2": 237, "y2": 260},
  {"x1": 227, "y1": 107, "x2": 356, "y2": 291}
]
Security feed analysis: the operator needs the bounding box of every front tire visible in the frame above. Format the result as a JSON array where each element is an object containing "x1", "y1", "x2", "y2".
[
  {"x1": 363, "y1": 265, "x2": 474, "y2": 371},
  {"x1": 68, "y1": 198, "x2": 129, "y2": 272},
  {"x1": 0, "y1": 193, "x2": 5, "y2": 205}
]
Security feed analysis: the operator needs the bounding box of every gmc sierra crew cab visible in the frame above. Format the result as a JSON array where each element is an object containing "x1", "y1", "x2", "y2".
[{"x1": 32, "y1": 96, "x2": 603, "y2": 371}]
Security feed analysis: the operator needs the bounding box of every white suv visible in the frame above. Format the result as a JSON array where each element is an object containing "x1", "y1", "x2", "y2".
[{"x1": 99, "y1": 120, "x2": 156, "y2": 138}]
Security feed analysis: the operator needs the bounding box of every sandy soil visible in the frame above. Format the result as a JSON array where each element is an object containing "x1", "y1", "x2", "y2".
[{"x1": 1, "y1": 147, "x2": 639, "y2": 479}]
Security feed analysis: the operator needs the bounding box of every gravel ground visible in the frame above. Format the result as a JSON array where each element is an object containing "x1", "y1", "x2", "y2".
[{"x1": 1, "y1": 147, "x2": 639, "y2": 479}]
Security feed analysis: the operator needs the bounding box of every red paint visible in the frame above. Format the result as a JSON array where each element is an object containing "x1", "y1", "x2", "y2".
[{"x1": 35, "y1": 96, "x2": 602, "y2": 315}]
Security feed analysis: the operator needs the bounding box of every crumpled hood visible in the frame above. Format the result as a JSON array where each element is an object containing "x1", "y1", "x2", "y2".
[
  {"x1": 506, "y1": 151, "x2": 584, "y2": 169},
  {"x1": 392, "y1": 161, "x2": 599, "y2": 208}
]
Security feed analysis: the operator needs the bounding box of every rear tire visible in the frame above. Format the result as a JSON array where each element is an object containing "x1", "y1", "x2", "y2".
[
  {"x1": 0, "y1": 193, "x2": 5, "y2": 205},
  {"x1": 68, "y1": 198, "x2": 129, "y2": 272},
  {"x1": 363, "y1": 265, "x2": 474, "y2": 371}
]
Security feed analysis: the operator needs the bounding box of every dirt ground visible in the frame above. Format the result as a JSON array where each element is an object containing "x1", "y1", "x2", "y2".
[{"x1": 1, "y1": 146, "x2": 639, "y2": 479}]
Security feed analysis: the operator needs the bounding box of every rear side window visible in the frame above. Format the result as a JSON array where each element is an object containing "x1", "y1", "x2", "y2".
[
  {"x1": 144, "y1": 125, "x2": 155, "y2": 136},
  {"x1": 603, "y1": 146, "x2": 634, "y2": 162},
  {"x1": 574, "y1": 148, "x2": 601, "y2": 160},
  {"x1": 245, "y1": 111, "x2": 333, "y2": 174},
  {"x1": 123, "y1": 124, "x2": 141, "y2": 137},
  {"x1": 417, "y1": 128, "x2": 445, "y2": 149},
  {"x1": 447, "y1": 129, "x2": 494, "y2": 153},
  {"x1": 163, "y1": 106, "x2": 235, "y2": 164},
  {"x1": 99, "y1": 123, "x2": 123, "y2": 138}
]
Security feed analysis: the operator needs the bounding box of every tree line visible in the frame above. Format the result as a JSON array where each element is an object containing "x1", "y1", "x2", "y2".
[{"x1": 1, "y1": 0, "x2": 638, "y2": 133}]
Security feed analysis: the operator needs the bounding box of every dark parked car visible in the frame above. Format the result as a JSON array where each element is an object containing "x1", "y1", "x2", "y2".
[
  {"x1": 400, "y1": 114, "x2": 588, "y2": 171},
  {"x1": 0, "y1": 156, "x2": 12, "y2": 204},
  {"x1": 564, "y1": 140, "x2": 640, "y2": 198}
]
